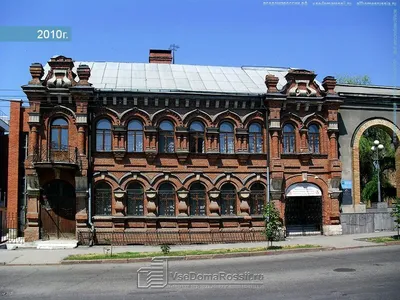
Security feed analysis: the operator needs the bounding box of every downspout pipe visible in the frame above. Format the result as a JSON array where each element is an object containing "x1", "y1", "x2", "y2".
[
  {"x1": 87, "y1": 109, "x2": 95, "y2": 246},
  {"x1": 264, "y1": 97, "x2": 271, "y2": 207}
]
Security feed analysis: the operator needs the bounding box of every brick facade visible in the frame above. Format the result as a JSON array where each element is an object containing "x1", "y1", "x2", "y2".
[{"x1": 8, "y1": 54, "x2": 343, "y2": 243}]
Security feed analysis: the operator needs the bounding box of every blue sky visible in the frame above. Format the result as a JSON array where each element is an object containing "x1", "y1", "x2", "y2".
[{"x1": 0, "y1": 0, "x2": 398, "y2": 116}]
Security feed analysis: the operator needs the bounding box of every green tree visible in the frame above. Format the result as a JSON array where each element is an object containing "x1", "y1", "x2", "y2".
[
  {"x1": 360, "y1": 127, "x2": 396, "y2": 203},
  {"x1": 263, "y1": 201, "x2": 283, "y2": 247},
  {"x1": 337, "y1": 75, "x2": 372, "y2": 85}
]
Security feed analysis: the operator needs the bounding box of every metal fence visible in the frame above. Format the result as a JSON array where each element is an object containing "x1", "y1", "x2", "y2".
[
  {"x1": 78, "y1": 229, "x2": 268, "y2": 246},
  {"x1": 32, "y1": 145, "x2": 79, "y2": 165},
  {"x1": 0, "y1": 214, "x2": 20, "y2": 244}
]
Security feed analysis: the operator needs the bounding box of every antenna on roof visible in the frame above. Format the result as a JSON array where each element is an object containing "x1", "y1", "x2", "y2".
[{"x1": 169, "y1": 44, "x2": 179, "y2": 64}]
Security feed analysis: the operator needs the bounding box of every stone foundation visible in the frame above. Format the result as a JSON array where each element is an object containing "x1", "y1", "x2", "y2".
[{"x1": 322, "y1": 225, "x2": 343, "y2": 236}]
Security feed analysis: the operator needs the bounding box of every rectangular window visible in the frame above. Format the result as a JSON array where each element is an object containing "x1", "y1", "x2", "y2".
[
  {"x1": 283, "y1": 134, "x2": 295, "y2": 153},
  {"x1": 95, "y1": 190, "x2": 112, "y2": 215},
  {"x1": 250, "y1": 191, "x2": 265, "y2": 215},
  {"x1": 51, "y1": 128, "x2": 59, "y2": 149},
  {"x1": 189, "y1": 192, "x2": 206, "y2": 216},
  {"x1": 127, "y1": 191, "x2": 144, "y2": 215},
  {"x1": 220, "y1": 192, "x2": 236, "y2": 215},
  {"x1": 159, "y1": 192, "x2": 175, "y2": 216}
]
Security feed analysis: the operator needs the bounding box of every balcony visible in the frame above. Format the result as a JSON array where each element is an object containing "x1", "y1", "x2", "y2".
[{"x1": 32, "y1": 146, "x2": 81, "y2": 170}]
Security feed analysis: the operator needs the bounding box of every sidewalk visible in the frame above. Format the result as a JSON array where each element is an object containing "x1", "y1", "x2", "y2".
[{"x1": 0, "y1": 231, "x2": 398, "y2": 266}]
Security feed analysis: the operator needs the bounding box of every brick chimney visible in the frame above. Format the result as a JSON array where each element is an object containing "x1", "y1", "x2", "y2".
[{"x1": 149, "y1": 49, "x2": 173, "y2": 64}]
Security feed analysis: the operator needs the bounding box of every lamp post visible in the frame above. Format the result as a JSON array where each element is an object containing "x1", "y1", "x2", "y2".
[{"x1": 371, "y1": 140, "x2": 384, "y2": 203}]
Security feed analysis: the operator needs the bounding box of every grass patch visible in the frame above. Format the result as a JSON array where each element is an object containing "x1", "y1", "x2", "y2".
[
  {"x1": 365, "y1": 236, "x2": 400, "y2": 243},
  {"x1": 64, "y1": 244, "x2": 320, "y2": 261}
]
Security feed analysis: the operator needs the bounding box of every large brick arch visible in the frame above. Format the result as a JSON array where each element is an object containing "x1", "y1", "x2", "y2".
[
  {"x1": 284, "y1": 175, "x2": 330, "y2": 225},
  {"x1": 351, "y1": 118, "x2": 400, "y2": 206}
]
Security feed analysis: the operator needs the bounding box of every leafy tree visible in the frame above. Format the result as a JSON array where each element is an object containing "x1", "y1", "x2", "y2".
[
  {"x1": 263, "y1": 201, "x2": 283, "y2": 247},
  {"x1": 391, "y1": 199, "x2": 400, "y2": 238},
  {"x1": 337, "y1": 75, "x2": 372, "y2": 85},
  {"x1": 360, "y1": 127, "x2": 396, "y2": 203}
]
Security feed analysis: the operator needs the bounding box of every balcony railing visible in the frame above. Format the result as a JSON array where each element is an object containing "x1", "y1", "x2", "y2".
[{"x1": 32, "y1": 145, "x2": 80, "y2": 166}]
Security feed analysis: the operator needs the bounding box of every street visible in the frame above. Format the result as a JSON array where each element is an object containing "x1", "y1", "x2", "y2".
[{"x1": 0, "y1": 245, "x2": 399, "y2": 299}]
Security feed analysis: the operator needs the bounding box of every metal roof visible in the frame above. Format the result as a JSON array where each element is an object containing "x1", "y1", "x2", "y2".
[
  {"x1": 335, "y1": 84, "x2": 400, "y2": 97},
  {"x1": 0, "y1": 118, "x2": 9, "y2": 132},
  {"x1": 42, "y1": 61, "x2": 301, "y2": 95}
]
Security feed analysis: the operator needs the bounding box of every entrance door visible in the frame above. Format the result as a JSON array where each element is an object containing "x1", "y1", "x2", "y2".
[
  {"x1": 285, "y1": 196, "x2": 322, "y2": 236},
  {"x1": 40, "y1": 180, "x2": 76, "y2": 239}
]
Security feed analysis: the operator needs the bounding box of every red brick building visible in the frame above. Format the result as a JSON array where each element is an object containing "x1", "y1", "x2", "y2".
[{"x1": 7, "y1": 51, "x2": 342, "y2": 243}]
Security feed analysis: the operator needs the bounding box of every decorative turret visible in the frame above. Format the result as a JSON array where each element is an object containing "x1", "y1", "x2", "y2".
[
  {"x1": 45, "y1": 55, "x2": 76, "y2": 88},
  {"x1": 76, "y1": 64, "x2": 91, "y2": 86},
  {"x1": 265, "y1": 74, "x2": 279, "y2": 93},
  {"x1": 29, "y1": 63, "x2": 44, "y2": 85},
  {"x1": 283, "y1": 69, "x2": 320, "y2": 97},
  {"x1": 322, "y1": 76, "x2": 337, "y2": 95}
]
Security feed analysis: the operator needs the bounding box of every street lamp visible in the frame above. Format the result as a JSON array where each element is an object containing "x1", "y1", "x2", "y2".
[{"x1": 371, "y1": 140, "x2": 385, "y2": 203}]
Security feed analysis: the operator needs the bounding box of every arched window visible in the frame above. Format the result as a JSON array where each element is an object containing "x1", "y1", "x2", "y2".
[
  {"x1": 283, "y1": 124, "x2": 295, "y2": 153},
  {"x1": 158, "y1": 183, "x2": 175, "y2": 216},
  {"x1": 250, "y1": 183, "x2": 266, "y2": 215},
  {"x1": 96, "y1": 119, "x2": 112, "y2": 151},
  {"x1": 50, "y1": 118, "x2": 68, "y2": 151},
  {"x1": 308, "y1": 124, "x2": 320, "y2": 153},
  {"x1": 189, "y1": 121, "x2": 205, "y2": 153},
  {"x1": 159, "y1": 120, "x2": 175, "y2": 153},
  {"x1": 94, "y1": 182, "x2": 112, "y2": 216},
  {"x1": 220, "y1": 122, "x2": 234, "y2": 154},
  {"x1": 127, "y1": 120, "x2": 143, "y2": 152},
  {"x1": 126, "y1": 182, "x2": 144, "y2": 215},
  {"x1": 249, "y1": 123, "x2": 263, "y2": 153},
  {"x1": 220, "y1": 183, "x2": 236, "y2": 215},
  {"x1": 189, "y1": 182, "x2": 206, "y2": 216}
]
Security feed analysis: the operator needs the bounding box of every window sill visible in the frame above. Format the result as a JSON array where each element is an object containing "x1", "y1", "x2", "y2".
[{"x1": 280, "y1": 153, "x2": 327, "y2": 158}]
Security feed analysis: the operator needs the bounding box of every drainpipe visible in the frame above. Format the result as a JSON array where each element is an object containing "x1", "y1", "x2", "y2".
[
  {"x1": 264, "y1": 97, "x2": 271, "y2": 206},
  {"x1": 87, "y1": 109, "x2": 95, "y2": 246},
  {"x1": 22, "y1": 133, "x2": 28, "y2": 234}
]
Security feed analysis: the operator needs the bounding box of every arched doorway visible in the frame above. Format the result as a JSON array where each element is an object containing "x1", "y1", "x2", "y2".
[
  {"x1": 352, "y1": 119, "x2": 400, "y2": 208},
  {"x1": 40, "y1": 180, "x2": 76, "y2": 239},
  {"x1": 285, "y1": 183, "x2": 322, "y2": 236}
]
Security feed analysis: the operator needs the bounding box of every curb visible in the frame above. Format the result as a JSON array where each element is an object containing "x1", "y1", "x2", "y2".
[
  {"x1": 385, "y1": 241, "x2": 400, "y2": 245},
  {"x1": 60, "y1": 243, "x2": 400, "y2": 265},
  {"x1": 60, "y1": 247, "x2": 334, "y2": 265}
]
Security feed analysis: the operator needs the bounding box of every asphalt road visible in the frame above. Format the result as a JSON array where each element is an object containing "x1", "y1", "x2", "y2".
[{"x1": 0, "y1": 245, "x2": 400, "y2": 300}]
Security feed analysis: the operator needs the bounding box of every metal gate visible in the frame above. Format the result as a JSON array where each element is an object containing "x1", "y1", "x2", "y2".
[{"x1": 285, "y1": 196, "x2": 322, "y2": 236}]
